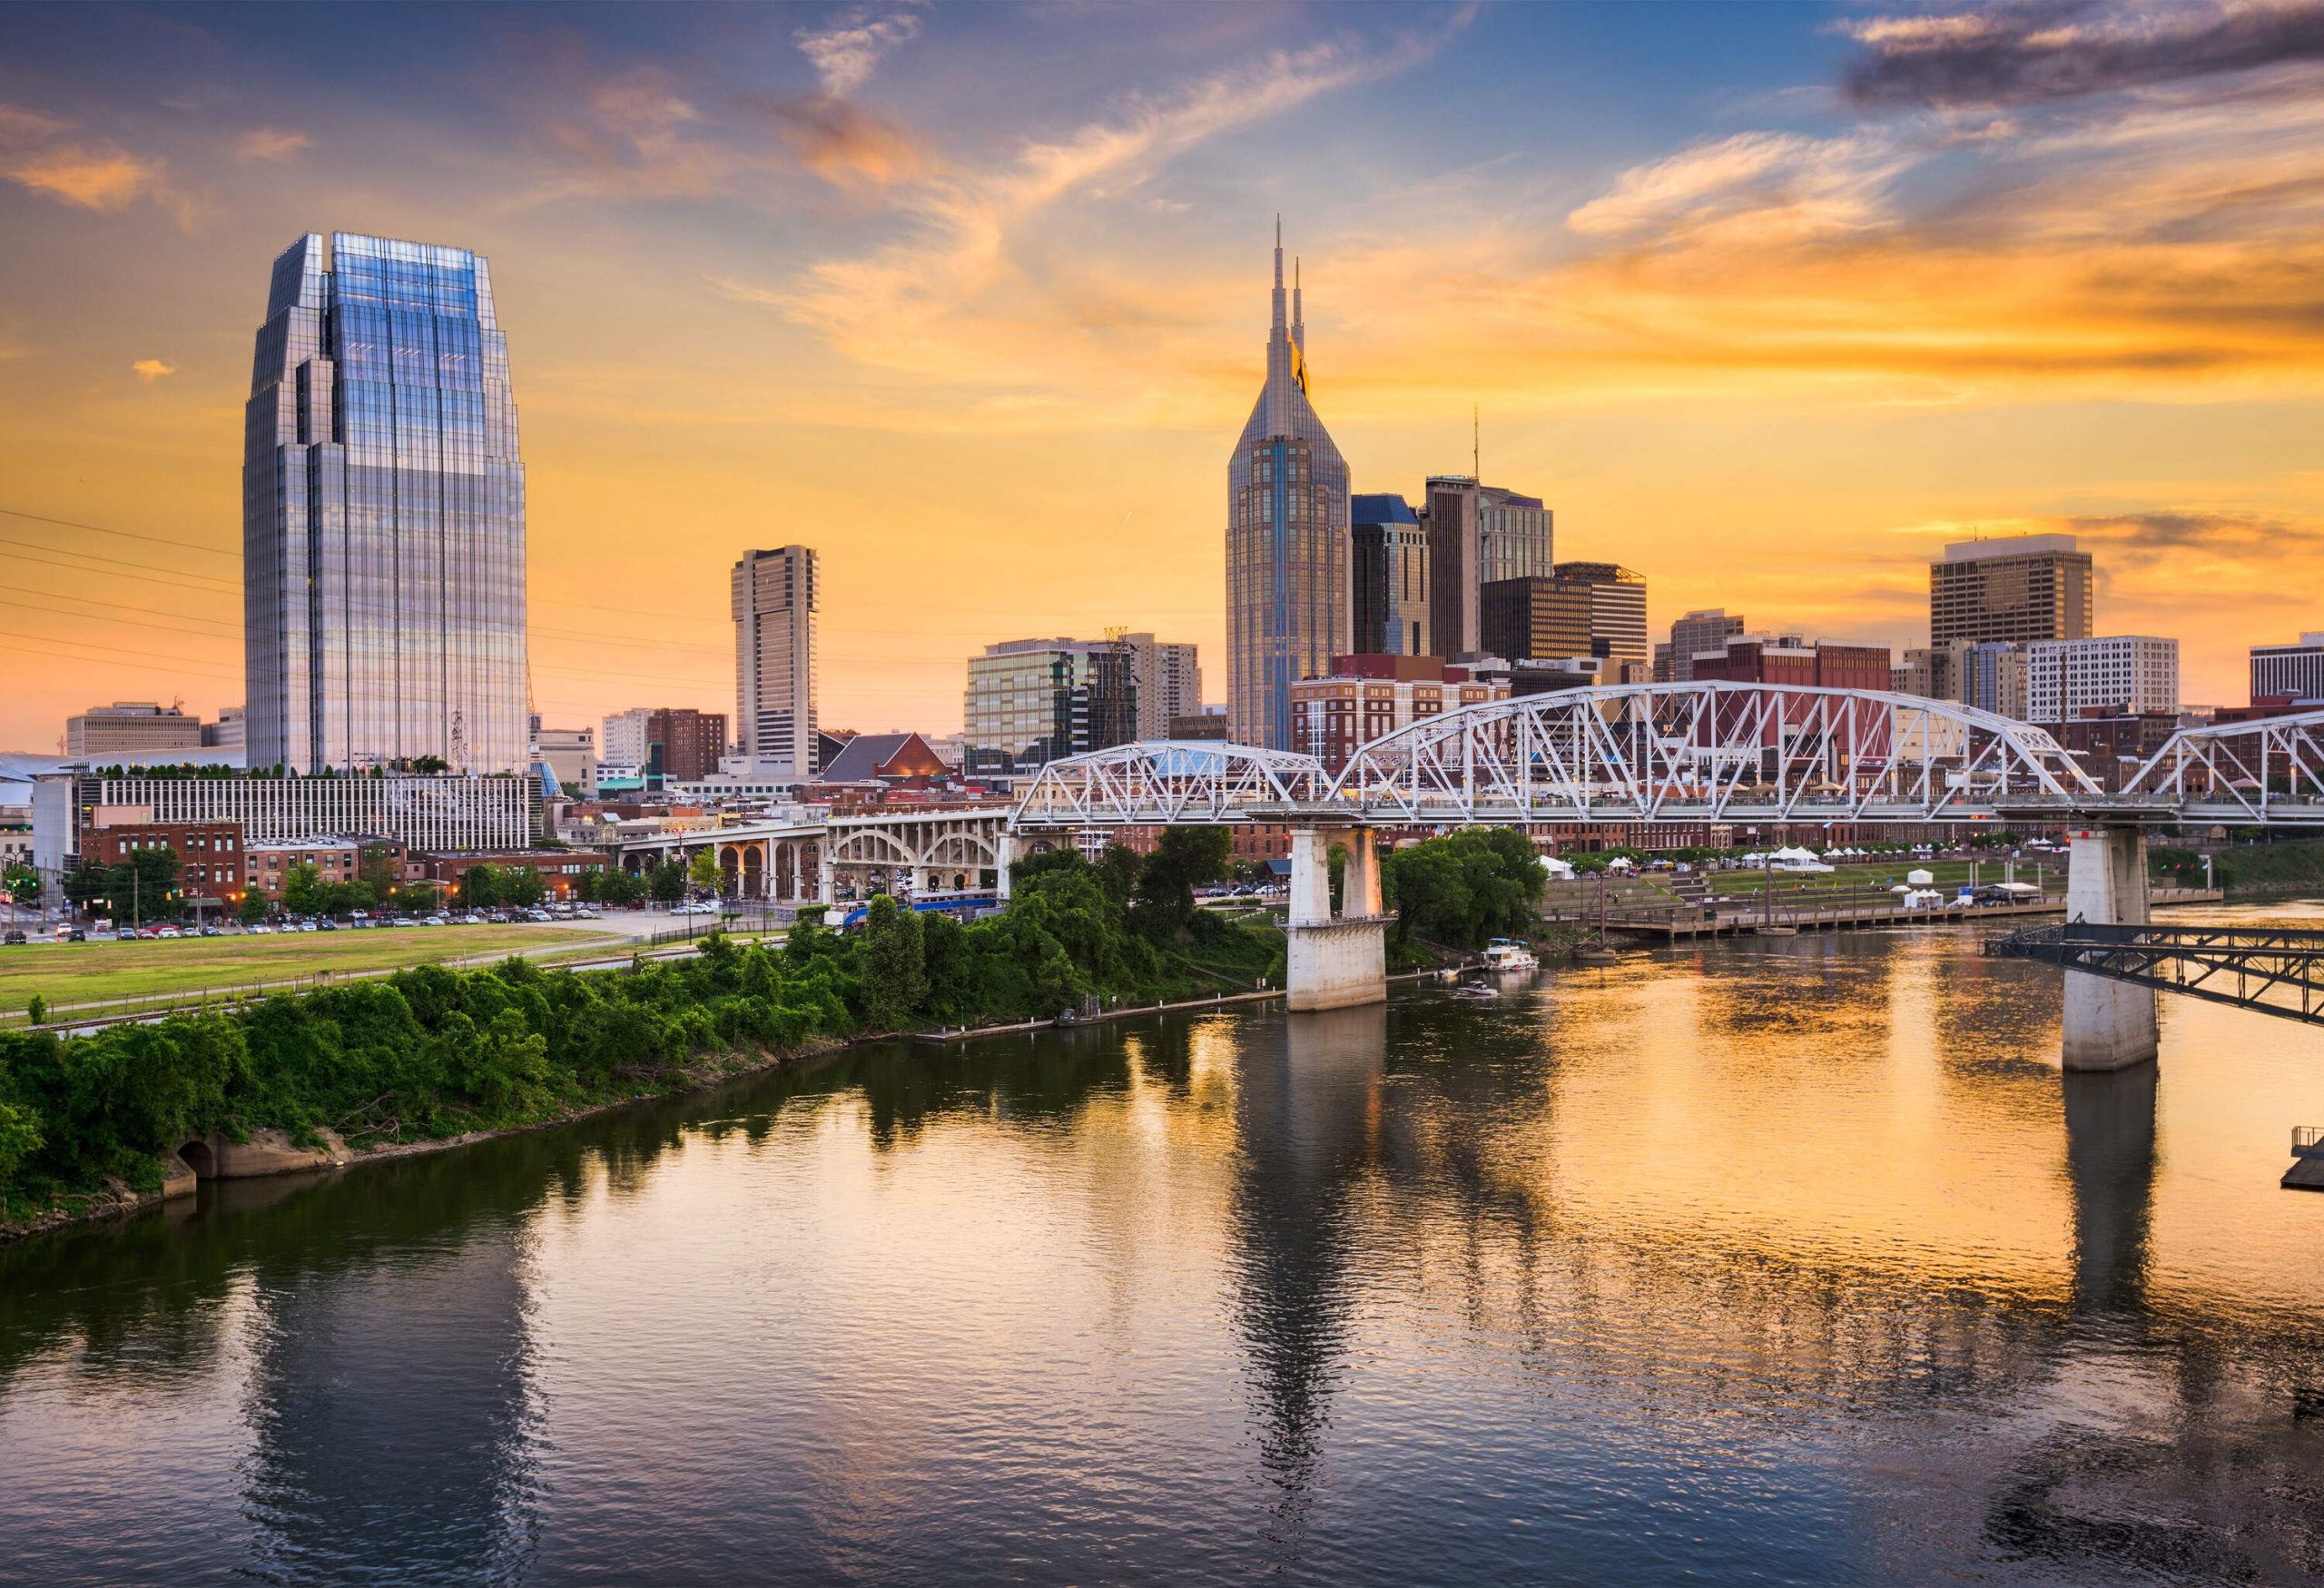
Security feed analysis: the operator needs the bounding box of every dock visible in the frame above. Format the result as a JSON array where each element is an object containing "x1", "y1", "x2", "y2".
[
  {"x1": 1547, "y1": 885, "x2": 2222, "y2": 942},
  {"x1": 2285, "y1": 1127, "x2": 2324, "y2": 1192}
]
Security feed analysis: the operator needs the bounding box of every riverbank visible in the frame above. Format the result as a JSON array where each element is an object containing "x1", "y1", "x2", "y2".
[{"x1": 0, "y1": 1031, "x2": 851, "y2": 1246}]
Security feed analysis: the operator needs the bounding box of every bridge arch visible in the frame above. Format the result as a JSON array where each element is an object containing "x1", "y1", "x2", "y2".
[{"x1": 1009, "y1": 740, "x2": 1328, "y2": 830}]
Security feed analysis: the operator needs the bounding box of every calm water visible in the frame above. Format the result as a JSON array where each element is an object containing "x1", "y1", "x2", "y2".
[{"x1": 6, "y1": 922, "x2": 2324, "y2": 1586}]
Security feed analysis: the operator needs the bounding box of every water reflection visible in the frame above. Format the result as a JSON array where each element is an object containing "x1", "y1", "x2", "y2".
[{"x1": 3, "y1": 928, "x2": 2324, "y2": 1584}]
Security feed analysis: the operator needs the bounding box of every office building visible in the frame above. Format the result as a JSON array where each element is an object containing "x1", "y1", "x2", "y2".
[
  {"x1": 2250, "y1": 634, "x2": 2324, "y2": 703},
  {"x1": 1478, "y1": 577, "x2": 1593, "y2": 666},
  {"x1": 535, "y1": 727, "x2": 595, "y2": 791},
  {"x1": 1350, "y1": 494, "x2": 1431, "y2": 657},
  {"x1": 599, "y1": 707, "x2": 724, "y2": 784},
  {"x1": 1423, "y1": 478, "x2": 1553, "y2": 658},
  {"x1": 202, "y1": 706, "x2": 246, "y2": 750},
  {"x1": 243, "y1": 232, "x2": 528, "y2": 774},
  {"x1": 1114, "y1": 633, "x2": 1203, "y2": 740},
  {"x1": 1657, "y1": 610, "x2": 1745, "y2": 683},
  {"x1": 1291, "y1": 656, "x2": 1510, "y2": 773},
  {"x1": 1962, "y1": 641, "x2": 2029, "y2": 719},
  {"x1": 81, "y1": 821, "x2": 244, "y2": 908},
  {"x1": 1930, "y1": 534, "x2": 2094, "y2": 646},
  {"x1": 962, "y1": 638, "x2": 1139, "y2": 774},
  {"x1": 34, "y1": 770, "x2": 533, "y2": 874},
  {"x1": 64, "y1": 703, "x2": 203, "y2": 758},
  {"x1": 1227, "y1": 225, "x2": 1349, "y2": 750},
  {"x1": 1551, "y1": 562, "x2": 1649, "y2": 675},
  {"x1": 733, "y1": 546, "x2": 818, "y2": 777},
  {"x1": 1168, "y1": 707, "x2": 1231, "y2": 742},
  {"x1": 2025, "y1": 636, "x2": 2179, "y2": 724}
]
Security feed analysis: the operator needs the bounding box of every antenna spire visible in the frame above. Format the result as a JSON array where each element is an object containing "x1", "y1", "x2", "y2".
[{"x1": 1472, "y1": 401, "x2": 1480, "y2": 480}]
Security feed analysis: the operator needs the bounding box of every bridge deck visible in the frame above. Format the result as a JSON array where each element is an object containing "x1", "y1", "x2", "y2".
[{"x1": 1987, "y1": 922, "x2": 2324, "y2": 1027}]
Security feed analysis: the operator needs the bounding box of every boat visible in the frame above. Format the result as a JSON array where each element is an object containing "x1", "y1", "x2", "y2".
[
  {"x1": 1482, "y1": 939, "x2": 1539, "y2": 972},
  {"x1": 1449, "y1": 981, "x2": 1501, "y2": 1000}
]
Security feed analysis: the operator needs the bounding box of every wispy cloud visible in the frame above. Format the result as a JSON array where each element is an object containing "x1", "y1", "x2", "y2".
[
  {"x1": 793, "y1": 4, "x2": 925, "y2": 97},
  {"x1": 233, "y1": 126, "x2": 311, "y2": 162},
  {"x1": 746, "y1": 13, "x2": 1471, "y2": 393},
  {"x1": 1842, "y1": 0, "x2": 2324, "y2": 110},
  {"x1": 130, "y1": 358, "x2": 178, "y2": 380},
  {"x1": 0, "y1": 99, "x2": 196, "y2": 226}
]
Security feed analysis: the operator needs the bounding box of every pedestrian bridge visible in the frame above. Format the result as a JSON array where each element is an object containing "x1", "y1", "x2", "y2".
[
  {"x1": 1009, "y1": 684, "x2": 2324, "y2": 832},
  {"x1": 1007, "y1": 686, "x2": 2324, "y2": 1041}
]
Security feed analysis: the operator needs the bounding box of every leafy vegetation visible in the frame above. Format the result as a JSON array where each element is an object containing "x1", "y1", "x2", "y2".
[
  {"x1": 2152, "y1": 837, "x2": 2324, "y2": 898},
  {"x1": 0, "y1": 935, "x2": 852, "y2": 1221},
  {"x1": 1379, "y1": 829, "x2": 1545, "y2": 952}
]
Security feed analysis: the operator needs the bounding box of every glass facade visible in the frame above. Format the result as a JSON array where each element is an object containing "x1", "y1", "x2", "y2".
[
  {"x1": 1350, "y1": 494, "x2": 1430, "y2": 657},
  {"x1": 243, "y1": 232, "x2": 527, "y2": 773},
  {"x1": 1227, "y1": 231, "x2": 1348, "y2": 750},
  {"x1": 962, "y1": 639, "x2": 1139, "y2": 774}
]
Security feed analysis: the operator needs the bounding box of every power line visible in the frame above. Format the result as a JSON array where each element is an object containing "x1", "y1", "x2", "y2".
[
  {"x1": 0, "y1": 506, "x2": 239, "y2": 561},
  {"x1": 0, "y1": 534, "x2": 241, "y2": 590},
  {"x1": 0, "y1": 634, "x2": 242, "y2": 682},
  {"x1": 0, "y1": 596, "x2": 241, "y2": 648}
]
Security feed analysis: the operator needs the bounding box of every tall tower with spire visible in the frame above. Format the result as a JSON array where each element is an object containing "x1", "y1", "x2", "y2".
[{"x1": 1227, "y1": 222, "x2": 1350, "y2": 751}]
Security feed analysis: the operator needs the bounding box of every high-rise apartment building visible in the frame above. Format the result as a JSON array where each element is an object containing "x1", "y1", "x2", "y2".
[
  {"x1": 64, "y1": 703, "x2": 203, "y2": 758},
  {"x1": 1350, "y1": 494, "x2": 1431, "y2": 657},
  {"x1": 1114, "y1": 632, "x2": 1202, "y2": 740},
  {"x1": 963, "y1": 638, "x2": 1139, "y2": 775},
  {"x1": 1423, "y1": 478, "x2": 1553, "y2": 658},
  {"x1": 1657, "y1": 609, "x2": 1745, "y2": 683},
  {"x1": 733, "y1": 546, "x2": 818, "y2": 776},
  {"x1": 2250, "y1": 634, "x2": 2324, "y2": 703},
  {"x1": 1962, "y1": 642, "x2": 2029, "y2": 719},
  {"x1": 243, "y1": 232, "x2": 527, "y2": 773},
  {"x1": 1227, "y1": 227, "x2": 1349, "y2": 750},
  {"x1": 2025, "y1": 636, "x2": 2179, "y2": 724},
  {"x1": 1929, "y1": 535, "x2": 2094, "y2": 646}
]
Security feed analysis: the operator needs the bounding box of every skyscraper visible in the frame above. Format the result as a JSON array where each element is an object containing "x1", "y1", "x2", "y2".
[
  {"x1": 243, "y1": 232, "x2": 527, "y2": 773},
  {"x1": 1350, "y1": 494, "x2": 1431, "y2": 657},
  {"x1": 1113, "y1": 632, "x2": 1203, "y2": 739},
  {"x1": 1423, "y1": 478, "x2": 1552, "y2": 658},
  {"x1": 1227, "y1": 225, "x2": 1349, "y2": 750},
  {"x1": 733, "y1": 546, "x2": 819, "y2": 776},
  {"x1": 1658, "y1": 608, "x2": 1746, "y2": 683},
  {"x1": 1930, "y1": 535, "x2": 2094, "y2": 646}
]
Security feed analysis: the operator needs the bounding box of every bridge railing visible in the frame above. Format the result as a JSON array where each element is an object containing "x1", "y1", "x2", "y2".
[{"x1": 2122, "y1": 707, "x2": 2324, "y2": 821}]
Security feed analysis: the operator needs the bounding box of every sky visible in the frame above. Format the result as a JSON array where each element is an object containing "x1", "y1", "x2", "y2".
[{"x1": 1, "y1": 0, "x2": 2320, "y2": 750}]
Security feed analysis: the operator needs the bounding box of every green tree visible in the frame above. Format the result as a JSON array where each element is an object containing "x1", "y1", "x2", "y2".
[
  {"x1": 500, "y1": 865, "x2": 546, "y2": 908},
  {"x1": 688, "y1": 848, "x2": 724, "y2": 897},
  {"x1": 236, "y1": 891, "x2": 271, "y2": 925},
  {"x1": 401, "y1": 883, "x2": 443, "y2": 914},
  {"x1": 281, "y1": 863, "x2": 329, "y2": 917},
  {"x1": 1131, "y1": 826, "x2": 1232, "y2": 938},
  {"x1": 858, "y1": 894, "x2": 927, "y2": 1031},
  {"x1": 648, "y1": 858, "x2": 688, "y2": 904},
  {"x1": 357, "y1": 843, "x2": 401, "y2": 902},
  {"x1": 458, "y1": 865, "x2": 500, "y2": 909},
  {"x1": 25, "y1": 994, "x2": 46, "y2": 1028},
  {"x1": 1380, "y1": 828, "x2": 1543, "y2": 950}
]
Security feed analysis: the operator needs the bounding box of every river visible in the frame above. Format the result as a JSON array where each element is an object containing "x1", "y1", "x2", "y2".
[{"x1": 5, "y1": 920, "x2": 2324, "y2": 1585}]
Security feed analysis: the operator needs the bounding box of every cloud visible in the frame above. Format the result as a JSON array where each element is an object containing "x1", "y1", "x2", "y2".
[
  {"x1": 1843, "y1": 0, "x2": 2324, "y2": 109},
  {"x1": 793, "y1": 4, "x2": 924, "y2": 97},
  {"x1": 745, "y1": 93, "x2": 931, "y2": 188},
  {"x1": 131, "y1": 358, "x2": 178, "y2": 380},
  {"x1": 752, "y1": 15, "x2": 1468, "y2": 390},
  {"x1": 234, "y1": 126, "x2": 311, "y2": 162},
  {"x1": 0, "y1": 99, "x2": 195, "y2": 225},
  {"x1": 1565, "y1": 129, "x2": 1907, "y2": 243}
]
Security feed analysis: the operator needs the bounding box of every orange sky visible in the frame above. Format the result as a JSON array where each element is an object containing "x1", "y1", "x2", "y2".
[{"x1": 1, "y1": 1, "x2": 2320, "y2": 749}]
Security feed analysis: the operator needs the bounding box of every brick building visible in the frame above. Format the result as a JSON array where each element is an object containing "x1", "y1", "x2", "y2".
[
  {"x1": 1290, "y1": 655, "x2": 1510, "y2": 773},
  {"x1": 82, "y1": 821, "x2": 244, "y2": 906}
]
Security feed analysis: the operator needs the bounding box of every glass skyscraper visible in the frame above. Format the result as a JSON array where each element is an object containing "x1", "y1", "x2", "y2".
[
  {"x1": 243, "y1": 232, "x2": 527, "y2": 774},
  {"x1": 1227, "y1": 226, "x2": 1349, "y2": 750}
]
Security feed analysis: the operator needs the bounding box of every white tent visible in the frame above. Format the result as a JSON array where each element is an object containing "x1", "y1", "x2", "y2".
[
  {"x1": 1906, "y1": 868, "x2": 1935, "y2": 885},
  {"x1": 1540, "y1": 854, "x2": 1577, "y2": 880},
  {"x1": 1604, "y1": 855, "x2": 1637, "y2": 873}
]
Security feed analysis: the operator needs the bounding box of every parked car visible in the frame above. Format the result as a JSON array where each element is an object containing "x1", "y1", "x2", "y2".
[
  {"x1": 200, "y1": 924, "x2": 222, "y2": 937},
  {"x1": 2, "y1": 929, "x2": 24, "y2": 945}
]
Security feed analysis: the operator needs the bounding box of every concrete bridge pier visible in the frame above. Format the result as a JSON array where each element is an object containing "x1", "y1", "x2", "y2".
[
  {"x1": 1285, "y1": 827, "x2": 1388, "y2": 1012},
  {"x1": 2062, "y1": 824, "x2": 2160, "y2": 1071}
]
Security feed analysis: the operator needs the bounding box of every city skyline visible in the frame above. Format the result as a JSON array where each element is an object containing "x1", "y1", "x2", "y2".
[{"x1": 3, "y1": 1, "x2": 2322, "y2": 748}]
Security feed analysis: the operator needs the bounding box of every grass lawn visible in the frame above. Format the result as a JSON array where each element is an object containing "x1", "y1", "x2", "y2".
[{"x1": 0, "y1": 924, "x2": 623, "y2": 1016}]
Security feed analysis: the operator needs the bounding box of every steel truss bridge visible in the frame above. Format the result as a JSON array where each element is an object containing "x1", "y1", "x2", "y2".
[
  {"x1": 1009, "y1": 684, "x2": 2324, "y2": 832},
  {"x1": 1988, "y1": 924, "x2": 2324, "y2": 1027}
]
